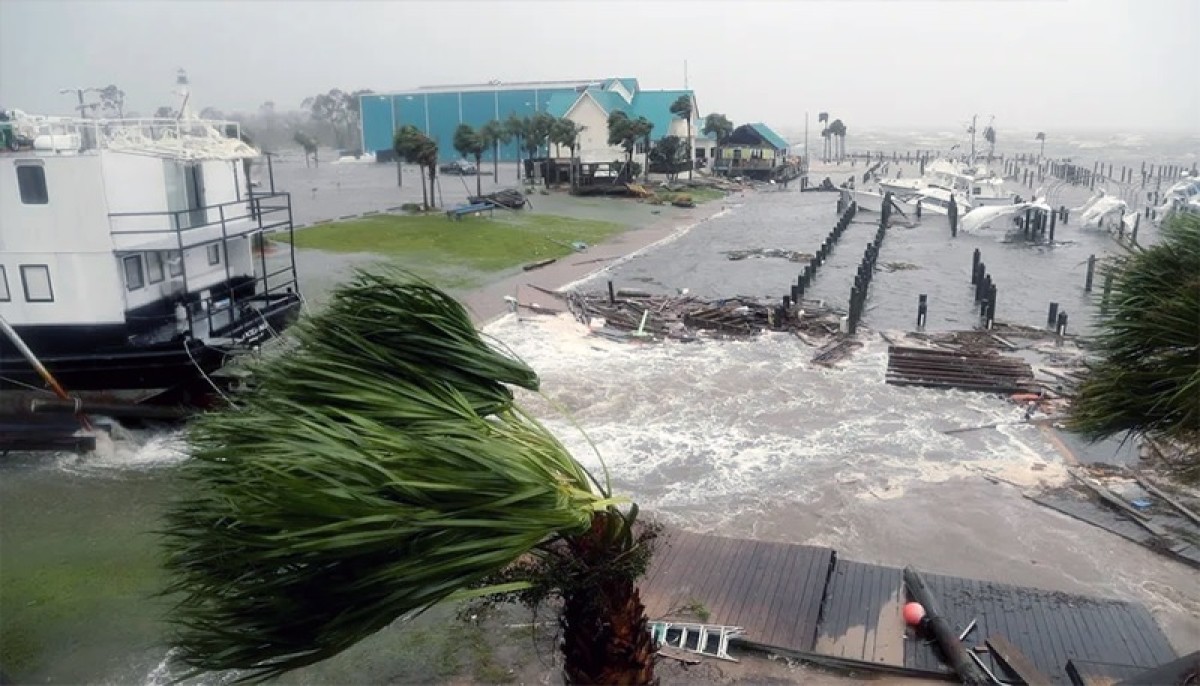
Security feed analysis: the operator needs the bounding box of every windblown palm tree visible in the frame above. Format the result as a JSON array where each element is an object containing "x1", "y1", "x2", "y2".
[
  {"x1": 162, "y1": 272, "x2": 658, "y2": 684},
  {"x1": 453, "y1": 123, "x2": 486, "y2": 196},
  {"x1": 550, "y1": 118, "x2": 586, "y2": 190},
  {"x1": 983, "y1": 119, "x2": 996, "y2": 162},
  {"x1": 669, "y1": 95, "x2": 694, "y2": 180},
  {"x1": 818, "y1": 112, "x2": 829, "y2": 160},
  {"x1": 1035, "y1": 131, "x2": 1046, "y2": 158},
  {"x1": 479, "y1": 119, "x2": 508, "y2": 181},
  {"x1": 1069, "y1": 214, "x2": 1200, "y2": 458}
]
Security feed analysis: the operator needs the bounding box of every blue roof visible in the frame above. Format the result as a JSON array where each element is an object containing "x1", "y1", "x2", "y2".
[
  {"x1": 545, "y1": 91, "x2": 578, "y2": 118},
  {"x1": 747, "y1": 122, "x2": 789, "y2": 150},
  {"x1": 629, "y1": 90, "x2": 693, "y2": 141},
  {"x1": 588, "y1": 89, "x2": 632, "y2": 115},
  {"x1": 615, "y1": 78, "x2": 640, "y2": 95}
]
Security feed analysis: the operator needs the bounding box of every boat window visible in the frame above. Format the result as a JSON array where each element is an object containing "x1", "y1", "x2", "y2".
[
  {"x1": 20, "y1": 265, "x2": 53, "y2": 302},
  {"x1": 167, "y1": 250, "x2": 183, "y2": 277},
  {"x1": 146, "y1": 252, "x2": 165, "y2": 284},
  {"x1": 123, "y1": 255, "x2": 145, "y2": 291},
  {"x1": 206, "y1": 244, "x2": 221, "y2": 266},
  {"x1": 16, "y1": 163, "x2": 49, "y2": 204},
  {"x1": 0, "y1": 266, "x2": 9, "y2": 302}
]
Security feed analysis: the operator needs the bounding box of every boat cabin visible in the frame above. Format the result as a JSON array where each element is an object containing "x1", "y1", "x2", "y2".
[{"x1": 0, "y1": 115, "x2": 301, "y2": 392}]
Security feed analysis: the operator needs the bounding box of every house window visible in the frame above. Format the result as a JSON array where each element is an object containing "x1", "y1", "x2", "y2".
[
  {"x1": 16, "y1": 163, "x2": 49, "y2": 204},
  {"x1": 207, "y1": 244, "x2": 221, "y2": 266},
  {"x1": 167, "y1": 250, "x2": 183, "y2": 277},
  {"x1": 20, "y1": 265, "x2": 54, "y2": 302},
  {"x1": 0, "y1": 266, "x2": 9, "y2": 302},
  {"x1": 695, "y1": 148, "x2": 706, "y2": 159},
  {"x1": 635, "y1": 141, "x2": 647, "y2": 154},
  {"x1": 146, "y1": 252, "x2": 165, "y2": 284},
  {"x1": 733, "y1": 149, "x2": 743, "y2": 160},
  {"x1": 123, "y1": 255, "x2": 145, "y2": 291}
]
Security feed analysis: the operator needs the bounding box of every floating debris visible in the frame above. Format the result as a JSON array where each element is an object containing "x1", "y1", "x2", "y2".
[
  {"x1": 563, "y1": 290, "x2": 842, "y2": 342},
  {"x1": 723, "y1": 248, "x2": 813, "y2": 262},
  {"x1": 880, "y1": 261, "x2": 920, "y2": 272}
]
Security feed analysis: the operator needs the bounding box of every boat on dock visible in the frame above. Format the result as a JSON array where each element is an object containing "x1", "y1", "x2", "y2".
[{"x1": 0, "y1": 100, "x2": 302, "y2": 425}]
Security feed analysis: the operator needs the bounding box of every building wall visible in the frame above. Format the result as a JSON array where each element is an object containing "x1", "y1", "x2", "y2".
[
  {"x1": 362, "y1": 86, "x2": 584, "y2": 161},
  {"x1": 570, "y1": 96, "x2": 627, "y2": 164}
]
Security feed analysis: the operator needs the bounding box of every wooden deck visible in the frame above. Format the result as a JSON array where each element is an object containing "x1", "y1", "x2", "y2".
[{"x1": 639, "y1": 530, "x2": 1178, "y2": 683}]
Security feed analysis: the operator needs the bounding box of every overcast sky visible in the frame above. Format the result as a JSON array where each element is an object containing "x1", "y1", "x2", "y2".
[{"x1": 1, "y1": 0, "x2": 1195, "y2": 132}]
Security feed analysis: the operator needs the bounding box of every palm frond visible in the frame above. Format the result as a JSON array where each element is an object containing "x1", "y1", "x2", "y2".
[
  {"x1": 1068, "y1": 213, "x2": 1200, "y2": 443},
  {"x1": 161, "y1": 270, "x2": 612, "y2": 681}
]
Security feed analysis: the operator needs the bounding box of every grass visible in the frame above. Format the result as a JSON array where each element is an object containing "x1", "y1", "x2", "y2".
[
  {"x1": 687, "y1": 187, "x2": 727, "y2": 203},
  {"x1": 283, "y1": 212, "x2": 625, "y2": 278}
]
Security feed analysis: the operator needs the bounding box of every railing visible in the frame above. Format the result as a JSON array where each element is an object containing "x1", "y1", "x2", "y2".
[
  {"x1": 111, "y1": 190, "x2": 300, "y2": 347},
  {"x1": 5, "y1": 116, "x2": 247, "y2": 156},
  {"x1": 714, "y1": 158, "x2": 780, "y2": 171}
]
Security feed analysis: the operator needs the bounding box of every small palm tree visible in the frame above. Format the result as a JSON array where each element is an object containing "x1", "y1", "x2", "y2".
[
  {"x1": 453, "y1": 123, "x2": 486, "y2": 197},
  {"x1": 479, "y1": 120, "x2": 508, "y2": 181},
  {"x1": 162, "y1": 272, "x2": 659, "y2": 684},
  {"x1": 818, "y1": 112, "x2": 829, "y2": 160},
  {"x1": 505, "y1": 114, "x2": 527, "y2": 181},
  {"x1": 394, "y1": 125, "x2": 435, "y2": 209},
  {"x1": 1036, "y1": 131, "x2": 1046, "y2": 158},
  {"x1": 1068, "y1": 214, "x2": 1200, "y2": 462},
  {"x1": 550, "y1": 118, "x2": 585, "y2": 190},
  {"x1": 828, "y1": 119, "x2": 846, "y2": 161},
  {"x1": 669, "y1": 94, "x2": 694, "y2": 180},
  {"x1": 983, "y1": 118, "x2": 996, "y2": 162}
]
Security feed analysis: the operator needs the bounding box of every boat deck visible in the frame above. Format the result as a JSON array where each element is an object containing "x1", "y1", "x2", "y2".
[{"x1": 640, "y1": 530, "x2": 1178, "y2": 683}]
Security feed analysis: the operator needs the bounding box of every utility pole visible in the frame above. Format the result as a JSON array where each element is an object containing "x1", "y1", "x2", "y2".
[
  {"x1": 804, "y1": 111, "x2": 809, "y2": 172},
  {"x1": 968, "y1": 114, "x2": 977, "y2": 162}
]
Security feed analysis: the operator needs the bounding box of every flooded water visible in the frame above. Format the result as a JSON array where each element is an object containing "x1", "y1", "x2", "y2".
[{"x1": 2, "y1": 131, "x2": 1198, "y2": 684}]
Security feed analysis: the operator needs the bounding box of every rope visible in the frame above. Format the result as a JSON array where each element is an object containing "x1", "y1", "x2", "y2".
[{"x1": 184, "y1": 340, "x2": 232, "y2": 405}]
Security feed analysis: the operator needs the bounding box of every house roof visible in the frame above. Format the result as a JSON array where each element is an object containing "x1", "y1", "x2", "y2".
[
  {"x1": 606, "y1": 77, "x2": 640, "y2": 95},
  {"x1": 545, "y1": 91, "x2": 579, "y2": 118},
  {"x1": 746, "y1": 123, "x2": 789, "y2": 150},
  {"x1": 628, "y1": 90, "x2": 694, "y2": 141}
]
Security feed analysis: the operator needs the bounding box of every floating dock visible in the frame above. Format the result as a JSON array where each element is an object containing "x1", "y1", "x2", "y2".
[{"x1": 640, "y1": 530, "x2": 1178, "y2": 684}]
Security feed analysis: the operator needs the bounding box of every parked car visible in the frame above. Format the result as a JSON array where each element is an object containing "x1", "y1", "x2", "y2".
[{"x1": 439, "y1": 159, "x2": 478, "y2": 175}]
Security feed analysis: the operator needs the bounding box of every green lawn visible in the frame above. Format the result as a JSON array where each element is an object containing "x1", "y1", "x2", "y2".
[{"x1": 286, "y1": 212, "x2": 625, "y2": 275}]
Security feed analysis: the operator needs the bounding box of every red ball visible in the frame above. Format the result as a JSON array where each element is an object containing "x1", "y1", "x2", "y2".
[{"x1": 903, "y1": 602, "x2": 926, "y2": 626}]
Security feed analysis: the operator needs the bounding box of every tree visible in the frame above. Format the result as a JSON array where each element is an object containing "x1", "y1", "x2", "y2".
[
  {"x1": 395, "y1": 125, "x2": 436, "y2": 209},
  {"x1": 669, "y1": 95, "x2": 694, "y2": 180},
  {"x1": 828, "y1": 119, "x2": 847, "y2": 161},
  {"x1": 607, "y1": 112, "x2": 652, "y2": 183},
  {"x1": 1036, "y1": 131, "x2": 1046, "y2": 158},
  {"x1": 524, "y1": 112, "x2": 557, "y2": 186},
  {"x1": 479, "y1": 120, "x2": 508, "y2": 182},
  {"x1": 505, "y1": 114, "x2": 528, "y2": 181},
  {"x1": 345, "y1": 89, "x2": 374, "y2": 152},
  {"x1": 154, "y1": 106, "x2": 179, "y2": 119},
  {"x1": 162, "y1": 273, "x2": 659, "y2": 684},
  {"x1": 294, "y1": 131, "x2": 319, "y2": 168},
  {"x1": 453, "y1": 124, "x2": 486, "y2": 197},
  {"x1": 303, "y1": 88, "x2": 370, "y2": 150},
  {"x1": 550, "y1": 118, "x2": 585, "y2": 189},
  {"x1": 649, "y1": 135, "x2": 687, "y2": 182},
  {"x1": 98, "y1": 85, "x2": 125, "y2": 118},
  {"x1": 1068, "y1": 214, "x2": 1200, "y2": 460},
  {"x1": 702, "y1": 113, "x2": 733, "y2": 145},
  {"x1": 983, "y1": 118, "x2": 996, "y2": 162},
  {"x1": 818, "y1": 112, "x2": 829, "y2": 161},
  {"x1": 198, "y1": 106, "x2": 224, "y2": 120}
]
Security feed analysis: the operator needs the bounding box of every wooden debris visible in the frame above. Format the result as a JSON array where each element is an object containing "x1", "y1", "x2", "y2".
[
  {"x1": 886, "y1": 345, "x2": 1039, "y2": 394},
  {"x1": 564, "y1": 290, "x2": 842, "y2": 343},
  {"x1": 522, "y1": 258, "x2": 557, "y2": 271},
  {"x1": 987, "y1": 635, "x2": 1053, "y2": 686},
  {"x1": 811, "y1": 338, "x2": 862, "y2": 367},
  {"x1": 902, "y1": 566, "x2": 991, "y2": 685},
  {"x1": 1132, "y1": 474, "x2": 1200, "y2": 527}
]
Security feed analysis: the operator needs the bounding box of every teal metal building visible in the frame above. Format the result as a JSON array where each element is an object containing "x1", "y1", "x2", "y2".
[{"x1": 359, "y1": 78, "x2": 636, "y2": 162}]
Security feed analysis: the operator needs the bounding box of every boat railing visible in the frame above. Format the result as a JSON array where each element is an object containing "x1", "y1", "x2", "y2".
[
  {"x1": 108, "y1": 192, "x2": 293, "y2": 245},
  {"x1": 5, "y1": 116, "x2": 249, "y2": 156}
]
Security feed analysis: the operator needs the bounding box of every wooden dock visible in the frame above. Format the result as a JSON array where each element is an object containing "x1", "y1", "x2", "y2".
[
  {"x1": 640, "y1": 530, "x2": 1178, "y2": 683},
  {"x1": 886, "y1": 345, "x2": 1039, "y2": 394}
]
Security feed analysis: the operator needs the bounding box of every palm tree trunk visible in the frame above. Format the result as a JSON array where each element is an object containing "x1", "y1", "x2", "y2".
[
  {"x1": 560, "y1": 514, "x2": 656, "y2": 685},
  {"x1": 419, "y1": 164, "x2": 428, "y2": 210},
  {"x1": 475, "y1": 153, "x2": 483, "y2": 197},
  {"x1": 686, "y1": 118, "x2": 693, "y2": 180},
  {"x1": 493, "y1": 142, "x2": 499, "y2": 181},
  {"x1": 516, "y1": 135, "x2": 522, "y2": 180},
  {"x1": 428, "y1": 165, "x2": 437, "y2": 209}
]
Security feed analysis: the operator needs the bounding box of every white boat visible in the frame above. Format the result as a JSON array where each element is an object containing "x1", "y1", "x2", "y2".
[
  {"x1": 901, "y1": 187, "x2": 972, "y2": 216},
  {"x1": 1154, "y1": 174, "x2": 1200, "y2": 221},
  {"x1": 849, "y1": 188, "x2": 885, "y2": 213},
  {"x1": 0, "y1": 109, "x2": 302, "y2": 396},
  {"x1": 879, "y1": 157, "x2": 1015, "y2": 207}
]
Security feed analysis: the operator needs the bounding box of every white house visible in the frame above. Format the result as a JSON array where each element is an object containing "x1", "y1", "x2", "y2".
[{"x1": 545, "y1": 79, "x2": 699, "y2": 167}]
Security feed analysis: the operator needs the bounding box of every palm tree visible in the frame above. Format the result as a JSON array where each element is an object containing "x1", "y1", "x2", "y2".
[
  {"x1": 479, "y1": 120, "x2": 508, "y2": 181},
  {"x1": 505, "y1": 114, "x2": 528, "y2": 181},
  {"x1": 162, "y1": 273, "x2": 658, "y2": 684},
  {"x1": 828, "y1": 119, "x2": 846, "y2": 161},
  {"x1": 294, "y1": 131, "x2": 319, "y2": 168},
  {"x1": 1036, "y1": 131, "x2": 1046, "y2": 158},
  {"x1": 394, "y1": 125, "x2": 434, "y2": 209},
  {"x1": 818, "y1": 112, "x2": 829, "y2": 161},
  {"x1": 1068, "y1": 214, "x2": 1200, "y2": 462},
  {"x1": 702, "y1": 113, "x2": 733, "y2": 173},
  {"x1": 453, "y1": 124, "x2": 486, "y2": 197},
  {"x1": 550, "y1": 118, "x2": 585, "y2": 190},
  {"x1": 669, "y1": 95, "x2": 694, "y2": 180}
]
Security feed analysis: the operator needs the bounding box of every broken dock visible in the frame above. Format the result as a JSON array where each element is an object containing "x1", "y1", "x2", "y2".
[{"x1": 640, "y1": 530, "x2": 1180, "y2": 684}]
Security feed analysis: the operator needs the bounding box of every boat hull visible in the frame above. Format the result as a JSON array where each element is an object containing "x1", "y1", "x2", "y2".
[{"x1": 1, "y1": 295, "x2": 300, "y2": 393}]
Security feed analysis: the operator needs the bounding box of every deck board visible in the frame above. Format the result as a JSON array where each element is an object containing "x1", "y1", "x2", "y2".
[{"x1": 638, "y1": 530, "x2": 1177, "y2": 683}]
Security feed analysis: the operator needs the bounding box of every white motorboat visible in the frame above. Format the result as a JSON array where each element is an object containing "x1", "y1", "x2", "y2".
[{"x1": 901, "y1": 187, "x2": 972, "y2": 216}]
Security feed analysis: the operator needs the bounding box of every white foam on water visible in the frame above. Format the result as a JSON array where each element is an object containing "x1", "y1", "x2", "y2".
[
  {"x1": 52, "y1": 423, "x2": 188, "y2": 475},
  {"x1": 487, "y1": 316, "x2": 1069, "y2": 525}
]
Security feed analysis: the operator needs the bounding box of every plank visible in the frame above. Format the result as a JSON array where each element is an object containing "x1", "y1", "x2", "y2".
[{"x1": 987, "y1": 634, "x2": 1053, "y2": 686}]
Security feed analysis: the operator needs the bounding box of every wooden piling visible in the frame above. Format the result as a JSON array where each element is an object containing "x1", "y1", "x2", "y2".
[
  {"x1": 1047, "y1": 302, "x2": 1059, "y2": 328},
  {"x1": 1048, "y1": 209, "x2": 1056, "y2": 243},
  {"x1": 917, "y1": 294, "x2": 927, "y2": 330},
  {"x1": 608, "y1": 280, "x2": 615, "y2": 305},
  {"x1": 1056, "y1": 311, "x2": 1068, "y2": 337},
  {"x1": 903, "y1": 567, "x2": 991, "y2": 685},
  {"x1": 971, "y1": 248, "x2": 981, "y2": 283},
  {"x1": 1084, "y1": 255, "x2": 1096, "y2": 292}
]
